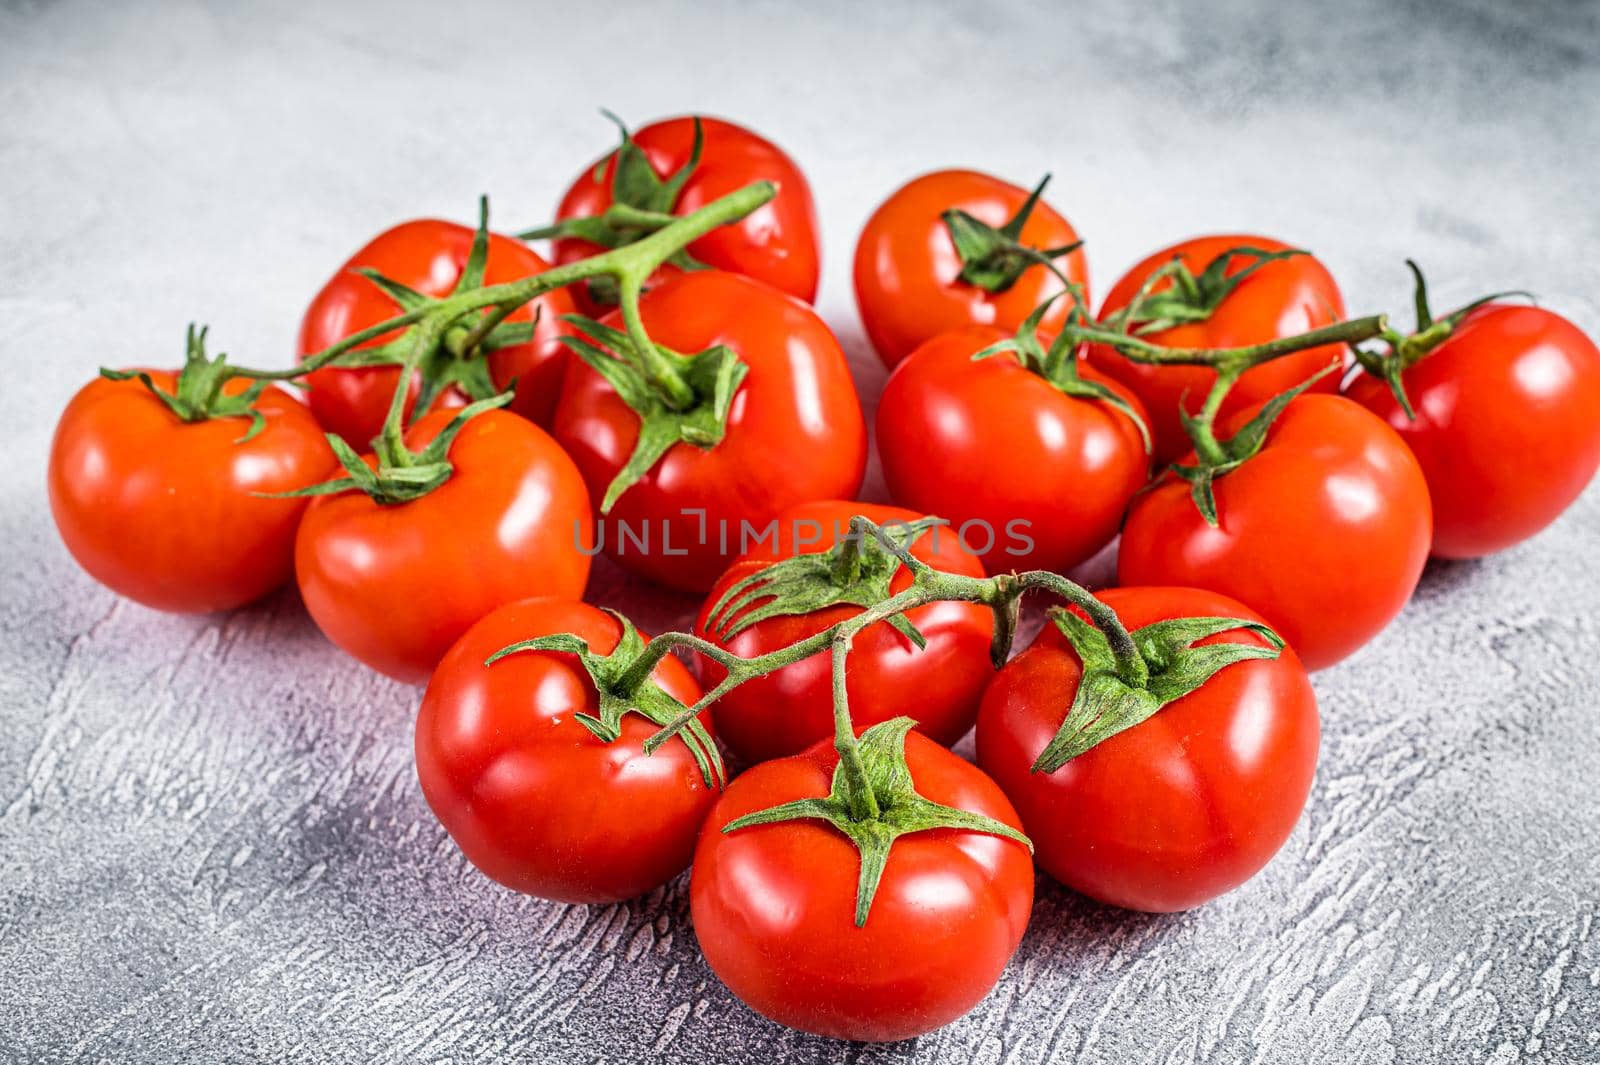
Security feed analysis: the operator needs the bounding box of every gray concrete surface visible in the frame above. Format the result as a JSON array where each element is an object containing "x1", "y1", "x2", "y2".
[{"x1": 3, "y1": 0, "x2": 1599, "y2": 1061}]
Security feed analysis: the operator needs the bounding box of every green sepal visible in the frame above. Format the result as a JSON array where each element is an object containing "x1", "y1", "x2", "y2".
[
  {"x1": 704, "y1": 518, "x2": 947, "y2": 648},
  {"x1": 1103, "y1": 245, "x2": 1307, "y2": 336},
  {"x1": 1030, "y1": 608, "x2": 1285, "y2": 773},
  {"x1": 267, "y1": 389, "x2": 514, "y2": 506},
  {"x1": 101, "y1": 324, "x2": 271, "y2": 444},
  {"x1": 1171, "y1": 362, "x2": 1337, "y2": 525},
  {"x1": 973, "y1": 295, "x2": 1152, "y2": 453},
  {"x1": 722, "y1": 717, "x2": 1031, "y2": 926},
  {"x1": 941, "y1": 174, "x2": 1081, "y2": 295},
  {"x1": 560, "y1": 314, "x2": 748, "y2": 512},
  {"x1": 1348, "y1": 260, "x2": 1533, "y2": 422},
  {"x1": 484, "y1": 611, "x2": 725, "y2": 789}
]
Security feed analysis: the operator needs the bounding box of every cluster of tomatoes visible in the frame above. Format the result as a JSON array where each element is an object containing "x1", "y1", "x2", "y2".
[{"x1": 46, "y1": 114, "x2": 1600, "y2": 1044}]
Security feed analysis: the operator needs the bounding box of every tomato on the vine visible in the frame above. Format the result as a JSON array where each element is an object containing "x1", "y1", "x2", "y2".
[
  {"x1": 295, "y1": 408, "x2": 592, "y2": 682},
  {"x1": 416, "y1": 598, "x2": 717, "y2": 904},
  {"x1": 854, "y1": 169, "x2": 1088, "y2": 368},
  {"x1": 976, "y1": 586, "x2": 1318, "y2": 911},
  {"x1": 1118, "y1": 393, "x2": 1430, "y2": 670},
  {"x1": 876, "y1": 325, "x2": 1148, "y2": 575},
  {"x1": 691, "y1": 728, "x2": 1033, "y2": 1041},
  {"x1": 298, "y1": 219, "x2": 575, "y2": 447},
  {"x1": 1091, "y1": 235, "x2": 1346, "y2": 465},
  {"x1": 1347, "y1": 302, "x2": 1600, "y2": 559},
  {"x1": 49, "y1": 366, "x2": 334, "y2": 614},
  {"x1": 552, "y1": 270, "x2": 866, "y2": 593},
  {"x1": 550, "y1": 115, "x2": 819, "y2": 314},
  {"x1": 692, "y1": 500, "x2": 993, "y2": 765}
]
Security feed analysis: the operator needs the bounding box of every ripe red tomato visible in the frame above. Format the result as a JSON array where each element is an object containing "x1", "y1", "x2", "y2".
[
  {"x1": 976, "y1": 586, "x2": 1319, "y2": 911},
  {"x1": 1346, "y1": 303, "x2": 1600, "y2": 559},
  {"x1": 416, "y1": 598, "x2": 716, "y2": 904},
  {"x1": 297, "y1": 219, "x2": 575, "y2": 447},
  {"x1": 295, "y1": 409, "x2": 592, "y2": 682},
  {"x1": 1118, "y1": 394, "x2": 1431, "y2": 670},
  {"x1": 49, "y1": 373, "x2": 334, "y2": 613},
  {"x1": 552, "y1": 270, "x2": 866, "y2": 593},
  {"x1": 691, "y1": 730, "x2": 1033, "y2": 1041},
  {"x1": 876, "y1": 325, "x2": 1149, "y2": 574},
  {"x1": 551, "y1": 115, "x2": 819, "y2": 313},
  {"x1": 692, "y1": 501, "x2": 993, "y2": 765},
  {"x1": 854, "y1": 169, "x2": 1089, "y2": 368},
  {"x1": 1091, "y1": 235, "x2": 1346, "y2": 465}
]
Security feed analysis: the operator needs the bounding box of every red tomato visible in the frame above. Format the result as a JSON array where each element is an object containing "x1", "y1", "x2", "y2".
[
  {"x1": 876, "y1": 325, "x2": 1149, "y2": 574},
  {"x1": 295, "y1": 409, "x2": 592, "y2": 682},
  {"x1": 49, "y1": 373, "x2": 335, "y2": 613},
  {"x1": 1092, "y1": 235, "x2": 1346, "y2": 465},
  {"x1": 1347, "y1": 303, "x2": 1600, "y2": 559},
  {"x1": 297, "y1": 219, "x2": 575, "y2": 447},
  {"x1": 416, "y1": 598, "x2": 716, "y2": 904},
  {"x1": 1118, "y1": 394, "x2": 1430, "y2": 670},
  {"x1": 854, "y1": 169, "x2": 1088, "y2": 369},
  {"x1": 691, "y1": 730, "x2": 1033, "y2": 1041},
  {"x1": 692, "y1": 501, "x2": 993, "y2": 765},
  {"x1": 976, "y1": 586, "x2": 1319, "y2": 911},
  {"x1": 551, "y1": 115, "x2": 819, "y2": 313},
  {"x1": 552, "y1": 270, "x2": 866, "y2": 592}
]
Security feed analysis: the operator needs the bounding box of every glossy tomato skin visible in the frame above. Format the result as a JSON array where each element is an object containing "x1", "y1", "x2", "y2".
[
  {"x1": 854, "y1": 169, "x2": 1089, "y2": 368},
  {"x1": 552, "y1": 270, "x2": 866, "y2": 593},
  {"x1": 49, "y1": 373, "x2": 335, "y2": 613},
  {"x1": 295, "y1": 409, "x2": 591, "y2": 683},
  {"x1": 976, "y1": 587, "x2": 1318, "y2": 912},
  {"x1": 691, "y1": 731, "x2": 1033, "y2": 1041},
  {"x1": 1118, "y1": 394, "x2": 1430, "y2": 670},
  {"x1": 693, "y1": 501, "x2": 993, "y2": 765},
  {"x1": 1346, "y1": 304, "x2": 1600, "y2": 559},
  {"x1": 1092, "y1": 235, "x2": 1346, "y2": 465},
  {"x1": 552, "y1": 115, "x2": 820, "y2": 314},
  {"x1": 877, "y1": 326, "x2": 1149, "y2": 575},
  {"x1": 416, "y1": 598, "x2": 716, "y2": 903},
  {"x1": 297, "y1": 220, "x2": 575, "y2": 447}
]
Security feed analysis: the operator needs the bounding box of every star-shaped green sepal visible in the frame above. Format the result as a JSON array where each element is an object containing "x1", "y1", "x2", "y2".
[{"x1": 941, "y1": 174, "x2": 1082, "y2": 295}]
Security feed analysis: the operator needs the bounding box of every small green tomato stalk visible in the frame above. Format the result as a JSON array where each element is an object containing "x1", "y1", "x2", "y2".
[
  {"x1": 102, "y1": 325, "x2": 273, "y2": 442},
  {"x1": 486, "y1": 517, "x2": 1288, "y2": 927},
  {"x1": 1346, "y1": 260, "x2": 1531, "y2": 419},
  {"x1": 942, "y1": 173, "x2": 1082, "y2": 294}
]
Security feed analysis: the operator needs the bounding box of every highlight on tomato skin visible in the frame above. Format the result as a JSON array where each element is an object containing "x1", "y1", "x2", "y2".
[
  {"x1": 689, "y1": 729, "x2": 1034, "y2": 1042},
  {"x1": 691, "y1": 500, "x2": 995, "y2": 766},
  {"x1": 1089, "y1": 234, "x2": 1347, "y2": 467},
  {"x1": 854, "y1": 168, "x2": 1089, "y2": 369},
  {"x1": 1345, "y1": 302, "x2": 1600, "y2": 560},
  {"x1": 415, "y1": 598, "x2": 718, "y2": 905},
  {"x1": 976, "y1": 586, "x2": 1320, "y2": 913},
  {"x1": 48, "y1": 371, "x2": 336, "y2": 614}
]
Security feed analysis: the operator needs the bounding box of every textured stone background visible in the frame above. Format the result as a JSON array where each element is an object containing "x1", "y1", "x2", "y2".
[{"x1": 3, "y1": 0, "x2": 1598, "y2": 1061}]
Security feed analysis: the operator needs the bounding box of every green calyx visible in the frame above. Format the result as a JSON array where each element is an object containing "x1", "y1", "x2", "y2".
[
  {"x1": 277, "y1": 389, "x2": 513, "y2": 506},
  {"x1": 1031, "y1": 607, "x2": 1284, "y2": 773},
  {"x1": 485, "y1": 610, "x2": 725, "y2": 789},
  {"x1": 1349, "y1": 260, "x2": 1532, "y2": 419},
  {"x1": 102, "y1": 325, "x2": 271, "y2": 443},
  {"x1": 1102, "y1": 244, "x2": 1307, "y2": 336},
  {"x1": 343, "y1": 196, "x2": 546, "y2": 419},
  {"x1": 942, "y1": 174, "x2": 1081, "y2": 295},
  {"x1": 722, "y1": 717, "x2": 1031, "y2": 926},
  {"x1": 519, "y1": 112, "x2": 708, "y2": 306},
  {"x1": 704, "y1": 518, "x2": 946, "y2": 649},
  {"x1": 973, "y1": 295, "x2": 1152, "y2": 454},
  {"x1": 1171, "y1": 362, "x2": 1336, "y2": 526},
  {"x1": 560, "y1": 314, "x2": 747, "y2": 512}
]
